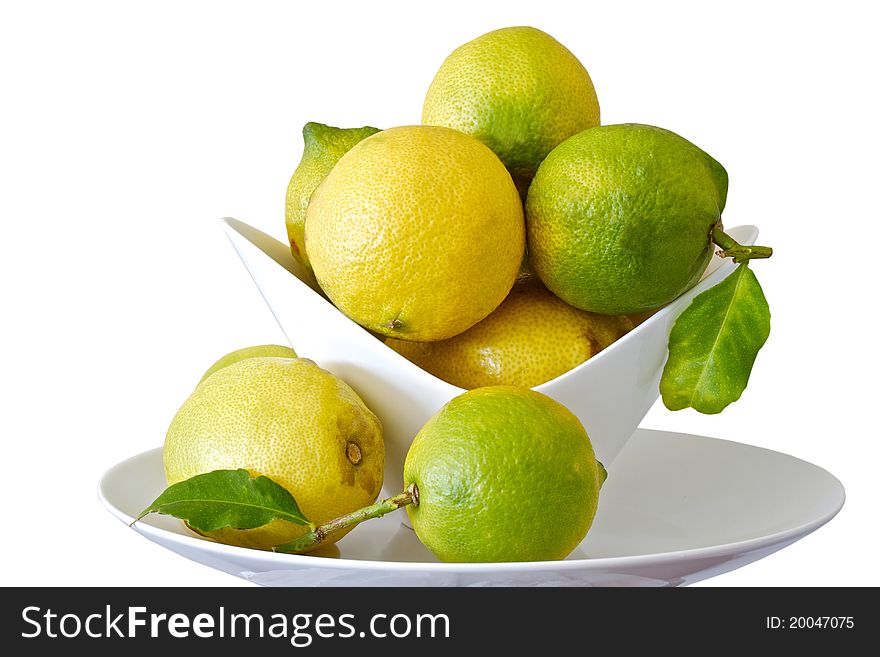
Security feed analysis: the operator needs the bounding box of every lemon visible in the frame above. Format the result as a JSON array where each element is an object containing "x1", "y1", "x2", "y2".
[
  {"x1": 305, "y1": 125, "x2": 524, "y2": 341},
  {"x1": 423, "y1": 26, "x2": 599, "y2": 195},
  {"x1": 526, "y1": 123, "x2": 729, "y2": 315},
  {"x1": 387, "y1": 280, "x2": 632, "y2": 388},
  {"x1": 284, "y1": 122, "x2": 379, "y2": 278},
  {"x1": 404, "y1": 386, "x2": 605, "y2": 562},
  {"x1": 163, "y1": 357, "x2": 383, "y2": 550},
  {"x1": 198, "y1": 344, "x2": 297, "y2": 384}
]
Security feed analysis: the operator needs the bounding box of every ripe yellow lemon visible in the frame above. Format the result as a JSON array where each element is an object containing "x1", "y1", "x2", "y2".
[
  {"x1": 423, "y1": 26, "x2": 599, "y2": 194},
  {"x1": 163, "y1": 357, "x2": 384, "y2": 550},
  {"x1": 305, "y1": 125, "x2": 524, "y2": 342},
  {"x1": 387, "y1": 280, "x2": 632, "y2": 388},
  {"x1": 404, "y1": 386, "x2": 606, "y2": 562}
]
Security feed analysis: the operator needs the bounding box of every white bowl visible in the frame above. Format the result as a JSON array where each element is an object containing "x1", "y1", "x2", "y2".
[{"x1": 222, "y1": 218, "x2": 758, "y2": 484}]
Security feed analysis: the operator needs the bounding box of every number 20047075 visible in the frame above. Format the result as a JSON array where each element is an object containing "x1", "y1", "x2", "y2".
[{"x1": 766, "y1": 617, "x2": 854, "y2": 630}]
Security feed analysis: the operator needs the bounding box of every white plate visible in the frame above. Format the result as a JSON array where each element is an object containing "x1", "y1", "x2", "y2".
[{"x1": 99, "y1": 429, "x2": 844, "y2": 586}]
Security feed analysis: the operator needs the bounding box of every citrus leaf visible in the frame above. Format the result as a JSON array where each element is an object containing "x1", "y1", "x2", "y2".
[
  {"x1": 134, "y1": 469, "x2": 312, "y2": 532},
  {"x1": 661, "y1": 263, "x2": 770, "y2": 414}
]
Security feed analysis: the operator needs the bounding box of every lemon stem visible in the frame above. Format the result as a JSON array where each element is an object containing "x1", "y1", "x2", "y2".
[
  {"x1": 272, "y1": 483, "x2": 419, "y2": 554},
  {"x1": 712, "y1": 223, "x2": 773, "y2": 264}
]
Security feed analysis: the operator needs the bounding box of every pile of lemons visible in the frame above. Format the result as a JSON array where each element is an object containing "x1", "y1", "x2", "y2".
[
  {"x1": 286, "y1": 26, "x2": 725, "y2": 390},
  {"x1": 162, "y1": 27, "x2": 729, "y2": 562}
]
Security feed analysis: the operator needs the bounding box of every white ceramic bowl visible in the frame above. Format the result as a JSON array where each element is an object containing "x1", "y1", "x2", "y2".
[{"x1": 222, "y1": 218, "x2": 758, "y2": 485}]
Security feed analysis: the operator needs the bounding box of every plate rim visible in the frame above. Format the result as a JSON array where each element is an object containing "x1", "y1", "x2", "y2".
[{"x1": 98, "y1": 429, "x2": 845, "y2": 574}]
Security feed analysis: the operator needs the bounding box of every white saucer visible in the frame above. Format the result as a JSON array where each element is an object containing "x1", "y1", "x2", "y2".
[{"x1": 99, "y1": 429, "x2": 844, "y2": 587}]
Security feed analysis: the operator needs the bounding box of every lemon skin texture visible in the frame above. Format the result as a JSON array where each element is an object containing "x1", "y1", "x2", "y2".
[
  {"x1": 164, "y1": 357, "x2": 384, "y2": 550},
  {"x1": 387, "y1": 280, "x2": 632, "y2": 388},
  {"x1": 526, "y1": 123, "x2": 728, "y2": 315},
  {"x1": 305, "y1": 125, "x2": 524, "y2": 342},
  {"x1": 404, "y1": 386, "x2": 604, "y2": 562},
  {"x1": 423, "y1": 26, "x2": 600, "y2": 194},
  {"x1": 198, "y1": 344, "x2": 297, "y2": 384}
]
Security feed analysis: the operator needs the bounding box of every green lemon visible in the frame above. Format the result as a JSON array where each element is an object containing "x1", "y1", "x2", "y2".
[
  {"x1": 423, "y1": 26, "x2": 600, "y2": 196},
  {"x1": 403, "y1": 386, "x2": 605, "y2": 562},
  {"x1": 198, "y1": 344, "x2": 297, "y2": 384},
  {"x1": 285, "y1": 122, "x2": 380, "y2": 276},
  {"x1": 526, "y1": 123, "x2": 728, "y2": 315}
]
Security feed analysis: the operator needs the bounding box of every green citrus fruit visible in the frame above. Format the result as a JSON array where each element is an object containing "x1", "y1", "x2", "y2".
[
  {"x1": 164, "y1": 357, "x2": 384, "y2": 550},
  {"x1": 285, "y1": 122, "x2": 380, "y2": 276},
  {"x1": 198, "y1": 344, "x2": 297, "y2": 384},
  {"x1": 403, "y1": 386, "x2": 605, "y2": 562},
  {"x1": 526, "y1": 123, "x2": 728, "y2": 315},
  {"x1": 305, "y1": 125, "x2": 524, "y2": 341},
  {"x1": 423, "y1": 26, "x2": 600, "y2": 195},
  {"x1": 387, "y1": 280, "x2": 632, "y2": 388}
]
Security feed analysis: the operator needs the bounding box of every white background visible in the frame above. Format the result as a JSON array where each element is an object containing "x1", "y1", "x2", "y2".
[{"x1": 1, "y1": 0, "x2": 877, "y2": 587}]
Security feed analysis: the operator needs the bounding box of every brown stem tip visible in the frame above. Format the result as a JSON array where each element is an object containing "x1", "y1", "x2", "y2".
[{"x1": 346, "y1": 441, "x2": 362, "y2": 465}]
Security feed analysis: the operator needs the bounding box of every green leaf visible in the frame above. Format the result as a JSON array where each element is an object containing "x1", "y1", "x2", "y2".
[
  {"x1": 134, "y1": 469, "x2": 312, "y2": 532},
  {"x1": 661, "y1": 263, "x2": 770, "y2": 414}
]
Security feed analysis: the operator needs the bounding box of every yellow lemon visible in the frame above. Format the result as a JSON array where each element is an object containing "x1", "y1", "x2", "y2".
[
  {"x1": 163, "y1": 357, "x2": 384, "y2": 550},
  {"x1": 387, "y1": 280, "x2": 632, "y2": 388},
  {"x1": 423, "y1": 26, "x2": 599, "y2": 195},
  {"x1": 305, "y1": 125, "x2": 524, "y2": 342}
]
